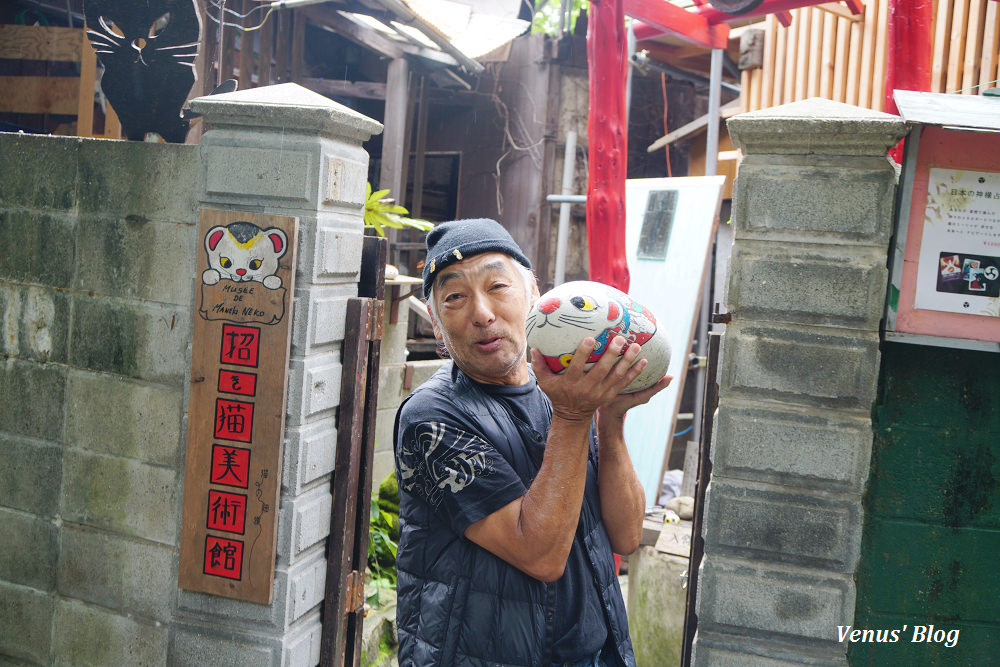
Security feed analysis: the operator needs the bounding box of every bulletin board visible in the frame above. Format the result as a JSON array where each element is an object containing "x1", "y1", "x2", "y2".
[{"x1": 886, "y1": 124, "x2": 1000, "y2": 351}]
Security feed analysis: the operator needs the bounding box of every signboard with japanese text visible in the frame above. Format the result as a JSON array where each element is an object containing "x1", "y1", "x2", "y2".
[
  {"x1": 178, "y1": 208, "x2": 298, "y2": 603},
  {"x1": 887, "y1": 122, "x2": 1000, "y2": 350}
]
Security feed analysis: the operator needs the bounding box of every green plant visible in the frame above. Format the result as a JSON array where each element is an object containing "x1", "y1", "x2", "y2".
[
  {"x1": 364, "y1": 183, "x2": 434, "y2": 237},
  {"x1": 531, "y1": 0, "x2": 588, "y2": 35},
  {"x1": 366, "y1": 472, "x2": 400, "y2": 607}
]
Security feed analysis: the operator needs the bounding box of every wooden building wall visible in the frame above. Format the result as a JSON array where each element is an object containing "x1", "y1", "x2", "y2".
[{"x1": 740, "y1": 0, "x2": 1000, "y2": 113}]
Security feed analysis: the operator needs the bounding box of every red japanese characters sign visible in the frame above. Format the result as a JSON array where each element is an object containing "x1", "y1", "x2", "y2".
[{"x1": 179, "y1": 209, "x2": 297, "y2": 603}]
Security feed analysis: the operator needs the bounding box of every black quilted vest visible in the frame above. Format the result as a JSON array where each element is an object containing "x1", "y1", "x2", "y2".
[{"x1": 393, "y1": 362, "x2": 636, "y2": 667}]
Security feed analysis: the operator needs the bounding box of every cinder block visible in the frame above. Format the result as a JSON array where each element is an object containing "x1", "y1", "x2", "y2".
[
  {"x1": 378, "y1": 364, "x2": 407, "y2": 410},
  {"x1": 702, "y1": 481, "x2": 861, "y2": 571},
  {"x1": 0, "y1": 357, "x2": 67, "y2": 440},
  {"x1": 205, "y1": 146, "x2": 315, "y2": 203},
  {"x1": 692, "y1": 633, "x2": 846, "y2": 666},
  {"x1": 323, "y1": 154, "x2": 368, "y2": 207},
  {"x1": 711, "y1": 400, "x2": 873, "y2": 492},
  {"x1": 0, "y1": 284, "x2": 71, "y2": 364},
  {"x1": 286, "y1": 552, "x2": 327, "y2": 624},
  {"x1": 0, "y1": 435, "x2": 62, "y2": 515},
  {"x1": 77, "y1": 140, "x2": 199, "y2": 221},
  {"x1": 726, "y1": 243, "x2": 888, "y2": 329},
  {"x1": 282, "y1": 420, "x2": 337, "y2": 495},
  {"x1": 276, "y1": 483, "x2": 331, "y2": 563},
  {"x1": 283, "y1": 614, "x2": 322, "y2": 667},
  {"x1": 726, "y1": 97, "x2": 908, "y2": 158},
  {"x1": 74, "y1": 214, "x2": 197, "y2": 305},
  {"x1": 731, "y1": 156, "x2": 897, "y2": 244},
  {"x1": 0, "y1": 580, "x2": 54, "y2": 664},
  {"x1": 176, "y1": 566, "x2": 289, "y2": 629},
  {"x1": 69, "y1": 296, "x2": 191, "y2": 385},
  {"x1": 52, "y1": 598, "x2": 168, "y2": 666},
  {"x1": 290, "y1": 286, "x2": 351, "y2": 356},
  {"x1": 696, "y1": 555, "x2": 854, "y2": 645},
  {"x1": 0, "y1": 210, "x2": 76, "y2": 287},
  {"x1": 61, "y1": 449, "x2": 180, "y2": 545},
  {"x1": 66, "y1": 370, "x2": 184, "y2": 466},
  {"x1": 317, "y1": 226, "x2": 364, "y2": 282},
  {"x1": 0, "y1": 133, "x2": 78, "y2": 211},
  {"x1": 285, "y1": 354, "x2": 342, "y2": 426},
  {"x1": 58, "y1": 525, "x2": 175, "y2": 623},
  {"x1": 719, "y1": 323, "x2": 880, "y2": 410},
  {"x1": 0, "y1": 508, "x2": 57, "y2": 590},
  {"x1": 170, "y1": 626, "x2": 276, "y2": 667}
]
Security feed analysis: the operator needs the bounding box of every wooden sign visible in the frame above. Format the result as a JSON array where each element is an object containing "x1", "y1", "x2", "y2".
[
  {"x1": 654, "y1": 519, "x2": 693, "y2": 558},
  {"x1": 178, "y1": 208, "x2": 297, "y2": 603}
]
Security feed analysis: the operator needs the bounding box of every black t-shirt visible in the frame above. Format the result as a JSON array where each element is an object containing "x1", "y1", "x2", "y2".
[{"x1": 397, "y1": 373, "x2": 608, "y2": 662}]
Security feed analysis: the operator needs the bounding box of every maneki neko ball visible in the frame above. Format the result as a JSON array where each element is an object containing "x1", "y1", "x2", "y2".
[{"x1": 525, "y1": 281, "x2": 671, "y2": 393}]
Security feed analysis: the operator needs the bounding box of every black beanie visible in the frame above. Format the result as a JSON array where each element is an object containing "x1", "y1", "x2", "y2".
[{"x1": 422, "y1": 218, "x2": 531, "y2": 298}]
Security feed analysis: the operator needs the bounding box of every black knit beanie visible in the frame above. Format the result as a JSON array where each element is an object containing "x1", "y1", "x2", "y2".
[{"x1": 422, "y1": 218, "x2": 531, "y2": 298}]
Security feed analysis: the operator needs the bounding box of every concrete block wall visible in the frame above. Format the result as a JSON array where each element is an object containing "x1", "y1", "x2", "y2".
[
  {"x1": 692, "y1": 99, "x2": 908, "y2": 665},
  {"x1": 0, "y1": 82, "x2": 381, "y2": 666},
  {"x1": 171, "y1": 84, "x2": 382, "y2": 665},
  {"x1": 0, "y1": 133, "x2": 200, "y2": 665}
]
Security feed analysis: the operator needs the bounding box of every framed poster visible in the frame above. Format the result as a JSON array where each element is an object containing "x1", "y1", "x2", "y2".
[{"x1": 887, "y1": 124, "x2": 1000, "y2": 351}]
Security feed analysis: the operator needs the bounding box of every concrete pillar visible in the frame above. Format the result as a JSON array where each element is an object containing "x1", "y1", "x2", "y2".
[
  {"x1": 693, "y1": 99, "x2": 907, "y2": 665},
  {"x1": 170, "y1": 83, "x2": 382, "y2": 665}
]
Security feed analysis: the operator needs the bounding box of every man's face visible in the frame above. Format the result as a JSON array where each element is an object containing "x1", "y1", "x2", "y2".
[{"x1": 429, "y1": 252, "x2": 538, "y2": 385}]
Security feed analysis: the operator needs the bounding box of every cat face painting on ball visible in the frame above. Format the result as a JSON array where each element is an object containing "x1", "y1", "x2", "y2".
[
  {"x1": 203, "y1": 222, "x2": 288, "y2": 290},
  {"x1": 526, "y1": 281, "x2": 671, "y2": 393}
]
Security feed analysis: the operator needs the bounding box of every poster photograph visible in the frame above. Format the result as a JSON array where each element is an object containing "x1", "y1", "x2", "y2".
[{"x1": 913, "y1": 168, "x2": 1000, "y2": 317}]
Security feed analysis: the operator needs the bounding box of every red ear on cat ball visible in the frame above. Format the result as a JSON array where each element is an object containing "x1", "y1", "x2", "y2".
[
  {"x1": 207, "y1": 227, "x2": 226, "y2": 251},
  {"x1": 265, "y1": 229, "x2": 287, "y2": 257}
]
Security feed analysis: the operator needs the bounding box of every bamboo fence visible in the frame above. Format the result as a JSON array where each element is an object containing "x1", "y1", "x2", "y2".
[{"x1": 740, "y1": 0, "x2": 1000, "y2": 113}]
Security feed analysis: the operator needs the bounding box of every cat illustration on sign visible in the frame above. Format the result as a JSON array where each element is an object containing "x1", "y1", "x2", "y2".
[{"x1": 203, "y1": 222, "x2": 288, "y2": 290}]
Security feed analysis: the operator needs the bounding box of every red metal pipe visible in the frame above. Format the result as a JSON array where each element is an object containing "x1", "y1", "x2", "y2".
[{"x1": 587, "y1": 0, "x2": 630, "y2": 292}]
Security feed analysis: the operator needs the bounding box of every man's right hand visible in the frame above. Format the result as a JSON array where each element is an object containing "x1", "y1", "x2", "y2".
[{"x1": 530, "y1": 335, "x2": 648, "y2": 423}]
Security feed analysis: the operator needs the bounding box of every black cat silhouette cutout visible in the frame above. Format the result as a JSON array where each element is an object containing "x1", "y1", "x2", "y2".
[{"x1": 84, "y1": 0, "x2": 202, "y2": 142}]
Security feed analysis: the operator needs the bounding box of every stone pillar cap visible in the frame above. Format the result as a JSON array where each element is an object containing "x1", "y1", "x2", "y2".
[
  {"x1": 728, "y1": 97, "x2": 909, "y2": 156},
  {"x1": 189, "y1": 82, "x2": 383, "y2": 141}
]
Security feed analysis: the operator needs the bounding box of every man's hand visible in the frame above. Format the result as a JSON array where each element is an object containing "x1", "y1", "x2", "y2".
[
  {"x1": 599, "y1": 373, "x2": 673, "y2": 422},
  {"x1": 530, "y1": 335, "x2": 650, "y2": 422}
]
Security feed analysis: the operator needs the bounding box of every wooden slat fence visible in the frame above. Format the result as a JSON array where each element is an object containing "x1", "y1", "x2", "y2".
[{"x1": 740, "y1": 0, "x2": 1000, "y2": 114}]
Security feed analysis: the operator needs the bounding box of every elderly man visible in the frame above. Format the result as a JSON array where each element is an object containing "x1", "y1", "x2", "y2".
[{"x1": 393, "y1": 219, "x2": 670, "y2": 667}]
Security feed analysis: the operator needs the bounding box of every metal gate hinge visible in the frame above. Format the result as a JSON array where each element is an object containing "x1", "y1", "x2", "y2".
[{"x1": 345, "y1": 569, "x2": 366, "y2": 614}]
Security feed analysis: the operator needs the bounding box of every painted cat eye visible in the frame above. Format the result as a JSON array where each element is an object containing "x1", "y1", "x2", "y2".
[
  {"x1": 249, "y1": 259, "x2": 263, "y2": 270},
  {"x1": 220, "y1": 257, "x2": 232, "y2": 268},
  {"x1": 99, "y1": 16, "x2": 125, "y2": 39},
  {"x1": 570, "y1": 296, "x2": 598, "y2": 311},
  {"x1": 149, "y1": 12, "x2": 171, "y2": 38}
]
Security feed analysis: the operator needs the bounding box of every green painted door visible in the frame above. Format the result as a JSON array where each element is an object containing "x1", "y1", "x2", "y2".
[{"x1": 851, "y1": 342, "x2": 1000, "y2": 665}]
